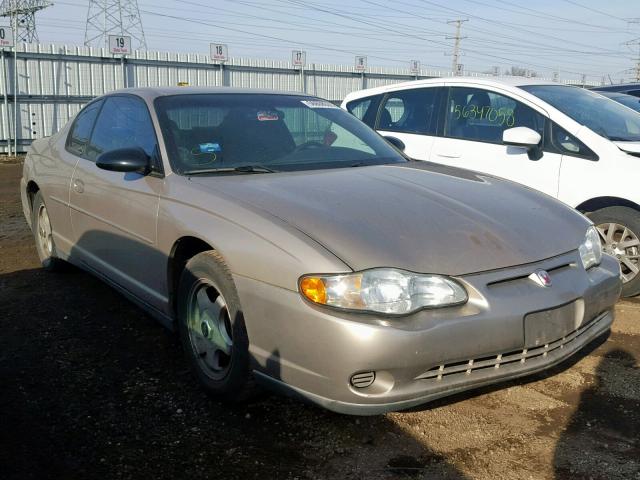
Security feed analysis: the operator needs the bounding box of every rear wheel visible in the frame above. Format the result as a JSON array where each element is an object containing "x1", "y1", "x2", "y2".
[
  {"x1": 177, "y1": 250, "x2": 255, "y2": 401},
  {"x1": 32, "y1": 191, "x2": 66, "y2": 271},
  {"x1": 588, "y1": 206, "x2": 640, "y2": 297}
]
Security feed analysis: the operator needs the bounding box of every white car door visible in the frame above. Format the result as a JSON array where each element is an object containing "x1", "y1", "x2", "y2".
[
  {"x1": 429, "y1": 86, "x2": 562, "y2": 198},
  {"x1": 375, "y1": 86, "x2": 445, "y2": 161}
]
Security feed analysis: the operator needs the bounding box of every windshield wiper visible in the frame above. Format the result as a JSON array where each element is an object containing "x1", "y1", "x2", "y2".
[{"x1": 183, "y1": 165, "x2": 278, "y2": 175}]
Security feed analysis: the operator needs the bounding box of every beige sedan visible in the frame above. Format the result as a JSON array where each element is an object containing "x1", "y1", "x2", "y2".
[{"x1": 21, "y1": 87, "x2": 621, "y2": 414}]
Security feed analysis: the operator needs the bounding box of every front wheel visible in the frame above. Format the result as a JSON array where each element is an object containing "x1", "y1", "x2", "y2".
[
  {"x1": 588, "y1": 206, "x2": 640, "y2": 297},
  {"x1": 177, "y1": 250, "x2": 255, "y2": 401}
]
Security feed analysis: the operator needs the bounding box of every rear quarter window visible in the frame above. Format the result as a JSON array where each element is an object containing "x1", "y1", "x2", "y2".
[{"x1": 345, "y1": 95, "x2": 382, "y2": 128}]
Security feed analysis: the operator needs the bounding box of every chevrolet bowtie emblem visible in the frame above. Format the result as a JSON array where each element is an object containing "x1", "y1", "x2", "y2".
[{"x1": 529, "y1": 269, "x2": 552, "y2": 287}]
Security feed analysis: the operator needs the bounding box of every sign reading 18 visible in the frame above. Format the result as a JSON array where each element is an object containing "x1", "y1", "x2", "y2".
[{"x1": 215, "y1": 45, "x2": 223, "y2": 56}]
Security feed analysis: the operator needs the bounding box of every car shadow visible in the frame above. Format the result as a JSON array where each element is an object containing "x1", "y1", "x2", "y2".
[{"x1": 0, "y1": 264, "x2": 471, "y2": 479}]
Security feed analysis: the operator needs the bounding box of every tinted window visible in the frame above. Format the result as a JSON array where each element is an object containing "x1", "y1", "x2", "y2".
[
  {"x1": 66, "y1": 100, "x2": 103, "y2": 157},
  {"x1": 627, "y1": 89, "x2": 640, "y2": 98},
  {"x1": 550, "y1": 122, "x2": 597, "y2": 160},
  {"x1": 523, "y1": 85, "x2": 640, "y2": 142},
  {"x1": 155, "y1": 94, "x2": 406, "y2": 175},
  {"x1": 345, "y1": 95, "x2": 381, "y2": 127},
  {"x1": 86, "y1": 96, "x2": 158, "y2": 162},
  {"x1": 444, "y1": 87, "x2": 545, "y2": 144},
  {"x1": 347, "y1": 97, "x2": 372, "y2": 120},
  {"x1": 378, "y1": 88, "x2": 439, "y2": 134}
]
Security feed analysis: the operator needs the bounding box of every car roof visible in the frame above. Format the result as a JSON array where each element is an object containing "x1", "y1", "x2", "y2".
[
  {"x1": 342, "y1": 76, "x2": 565, "y2": 101},
  {"x1": 104, "y1": 86, "x2": 315, "y2": 101},
  {"x1": 596, "y1": 90, "x2": 628, "y2": 98},
  {"x1": 591, "y1": 83, "x2": 640, "y2": 92}
]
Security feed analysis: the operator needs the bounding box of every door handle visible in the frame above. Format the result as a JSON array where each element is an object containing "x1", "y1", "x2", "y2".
[
  {"x1": 435, "y1": 152, "x2": 461, "y2": 159},
  {"x1": 72, "y1": 178, "x2": 84, "y2": 194}
]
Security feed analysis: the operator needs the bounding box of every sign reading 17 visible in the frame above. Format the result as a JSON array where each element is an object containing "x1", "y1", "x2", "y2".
[{"x1": 454, "y1": 104, "x2": 515, "y2": 127}]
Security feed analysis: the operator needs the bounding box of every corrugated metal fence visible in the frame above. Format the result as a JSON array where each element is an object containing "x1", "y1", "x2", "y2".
[{"x1": 0, "y1": 43, "x2": 601, "y2": 153}]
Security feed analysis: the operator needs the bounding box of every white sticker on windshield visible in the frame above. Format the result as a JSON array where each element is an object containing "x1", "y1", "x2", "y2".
[{"x1": 301, "y1": 100, "x2": 339, "y2": 109}]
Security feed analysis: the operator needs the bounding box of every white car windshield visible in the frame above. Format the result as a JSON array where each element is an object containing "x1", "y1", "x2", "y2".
[{"x1": 522, "y1": 85, "x2": 640, "y2": 142}]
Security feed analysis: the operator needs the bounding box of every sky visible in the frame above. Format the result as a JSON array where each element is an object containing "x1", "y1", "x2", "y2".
[{"x1": 23, "y1": 0, "x2": 640, "y2": 82}]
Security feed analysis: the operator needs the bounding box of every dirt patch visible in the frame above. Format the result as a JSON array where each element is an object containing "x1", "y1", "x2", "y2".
[{"x1": 1, "y1": 163, "x2": 638, "y2": 479}]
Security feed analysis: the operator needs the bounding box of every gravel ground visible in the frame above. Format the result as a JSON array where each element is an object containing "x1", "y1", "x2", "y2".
[{"x1": 1, "y1": 162, "x2": 638, "y2": 480}]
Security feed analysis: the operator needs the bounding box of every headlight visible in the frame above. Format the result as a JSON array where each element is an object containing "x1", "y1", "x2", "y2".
[
  {"x1": 579, "y1": 226, "x2": 602, "y2": 270},
  {"x1": 299, "y1": 268, "x2": 467, "y2": 315}
]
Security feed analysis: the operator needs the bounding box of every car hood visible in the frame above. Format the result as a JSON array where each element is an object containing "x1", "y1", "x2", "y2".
[
  {"x1": 191, "y1": 162, "x2": 589, "y2": 275},
  {"x1": 613, "y1": 141, "x2": 640, "y2": 155}
]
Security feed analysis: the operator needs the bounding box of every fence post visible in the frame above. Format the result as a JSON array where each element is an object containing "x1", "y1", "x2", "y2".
[
  {"x1": 13, "y1": 22, "x2": 18, "y2": 154},
  {"x1": 1, "y1": 48, "x2": 11, "y2": 155}
]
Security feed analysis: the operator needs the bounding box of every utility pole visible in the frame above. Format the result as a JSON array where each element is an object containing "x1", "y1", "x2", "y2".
[
  {"x1": 447, "y1": 19, "x2": 467, "y2": 76},
  {"x1": 0, "y1": 0, "x2": 52, "y2": 43},
  {"x1": 84, "y1": 0, "x2": 147, "y2": 50}
]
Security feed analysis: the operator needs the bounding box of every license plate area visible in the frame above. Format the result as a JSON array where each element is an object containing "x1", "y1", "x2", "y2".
[{"x1": 524, "y1": 300, "x2": 585, "y2": 348}]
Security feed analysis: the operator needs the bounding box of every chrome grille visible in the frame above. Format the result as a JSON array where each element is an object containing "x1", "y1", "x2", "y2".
[{"x1": 416, "y1": 312, "x2": 607, "y2": 382}]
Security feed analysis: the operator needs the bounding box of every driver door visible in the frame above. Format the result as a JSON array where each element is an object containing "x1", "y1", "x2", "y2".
[{"x1": 69, "y1": 95, "x2": 166, "y2": 309}]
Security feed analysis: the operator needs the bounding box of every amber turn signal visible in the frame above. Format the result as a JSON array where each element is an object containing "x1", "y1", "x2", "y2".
[{"x1": 299, "y1": 276, "x2": 327, "y2": 304}]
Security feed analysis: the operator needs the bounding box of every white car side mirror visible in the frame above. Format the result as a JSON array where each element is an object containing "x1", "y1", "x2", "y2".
[{"x1": 502, "y1": 127, "x2": 542, "y2": 149}]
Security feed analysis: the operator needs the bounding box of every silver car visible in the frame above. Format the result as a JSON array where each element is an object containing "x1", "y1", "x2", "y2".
[{"x1": 21, "y1": 87, "x2": 621, "y2": 415}]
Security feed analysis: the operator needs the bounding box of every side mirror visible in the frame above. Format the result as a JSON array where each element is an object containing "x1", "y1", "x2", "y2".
[
  {"x1": 383, "y1": 135, "x2": 405, "y2": 151},
  {"x1": 502, "y1": 127, "x2": 543, "y2": 160},
  {"x1": 96, "y1": 147, "x2": 151, "y2": 174}
]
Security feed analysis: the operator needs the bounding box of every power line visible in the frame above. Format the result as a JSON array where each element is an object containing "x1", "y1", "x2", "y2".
[{"x1": 559, "y1": 0, "x2": 627, "y2": 22}]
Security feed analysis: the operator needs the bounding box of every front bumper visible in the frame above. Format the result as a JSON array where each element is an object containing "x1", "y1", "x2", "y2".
[{"x1": 235, "y1": 251, "x2": 621, "y2": 415}]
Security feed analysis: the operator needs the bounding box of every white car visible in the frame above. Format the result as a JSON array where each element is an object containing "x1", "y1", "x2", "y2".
[{"x1": 342, "y1": 78, "x2": 640, "y2": 297}]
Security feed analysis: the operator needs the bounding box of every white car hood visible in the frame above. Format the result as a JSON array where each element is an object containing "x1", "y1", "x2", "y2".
[{"x1": 613, "y1": 141, "x2": 640, "y2": 155}]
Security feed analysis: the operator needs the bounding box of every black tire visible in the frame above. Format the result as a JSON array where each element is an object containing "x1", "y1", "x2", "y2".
[
  {"x1": 32, "y1": 191, "x2": 66, "y2": 272},
  {"x1": 588, "y1": 206, "x2": 640, "y2": 297},
  {"x1": 177, "y1": 250, "x2": 255, "y2": 402}
]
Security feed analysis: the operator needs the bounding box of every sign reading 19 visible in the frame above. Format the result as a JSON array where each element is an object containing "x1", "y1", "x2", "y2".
[
  {"x1": 454, "y1": 104, "x2": 516, "y2": 127},
  {"x1": 115, "y1": 37, "x2": 126, "y2": 48}
]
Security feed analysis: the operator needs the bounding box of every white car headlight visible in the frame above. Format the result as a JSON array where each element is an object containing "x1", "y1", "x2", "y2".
[
  {"x1": 299, "y1": 268, "x2": 467, "y2": 315},
  {"x1": 579, "y1": 226, "x2": 602, "y2": 270}
]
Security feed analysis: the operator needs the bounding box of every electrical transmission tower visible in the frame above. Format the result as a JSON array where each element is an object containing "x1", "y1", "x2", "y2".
[
  {"x1": 446, "y1": 19, "x2": 467, "y2": 76},
  {"x1": 84, "y1": 0, "x2": 147, "y2": 50},
  {"x1": 0, "y1": 0, "x2": 53, "y2": 43},
  {"x1": 626, "y1": 19, "x2": 640, "y2": 82}
]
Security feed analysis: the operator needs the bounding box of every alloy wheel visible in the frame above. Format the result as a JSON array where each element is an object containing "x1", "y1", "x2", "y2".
[{"x1": 596, "y1": 222, "x2": 640, "y2": 283}]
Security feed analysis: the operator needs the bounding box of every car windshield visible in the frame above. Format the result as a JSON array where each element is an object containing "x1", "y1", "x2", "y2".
[
  {"x1": 155, "y1": 94, "x2": 406, "y2": 174},
  {"x1": 522, "y1": 85, "x2": 640, "y2": 142}
]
